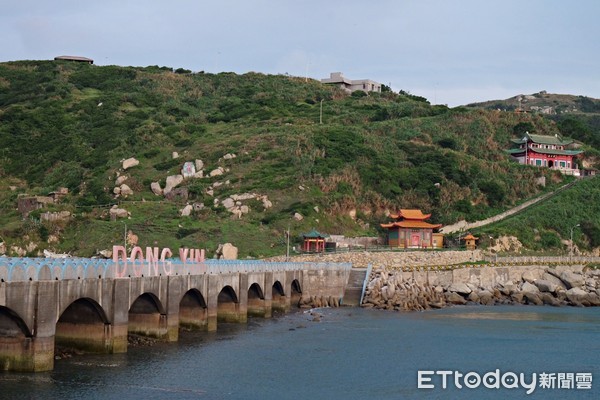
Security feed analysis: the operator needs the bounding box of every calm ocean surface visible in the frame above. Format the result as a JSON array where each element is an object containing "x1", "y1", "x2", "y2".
[{"x1": 1, "y1": 305, "x2": 598, "y2": 400}]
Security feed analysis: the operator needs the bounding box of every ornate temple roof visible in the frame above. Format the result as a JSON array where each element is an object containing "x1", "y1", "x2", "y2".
[
  {"x1": 389, "y1": 209, "x2": 431, "y2": 220},
  {"x1": 510, "y1": 132, "x2": 573, "y2": 146}
]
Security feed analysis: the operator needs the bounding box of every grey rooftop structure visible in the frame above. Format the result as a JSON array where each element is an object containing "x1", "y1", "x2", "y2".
[{"x1": 321, "y1": 72, "x2": 381, "y2": 93}]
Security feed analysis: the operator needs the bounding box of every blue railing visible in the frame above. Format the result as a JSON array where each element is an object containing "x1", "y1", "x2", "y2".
[{"x1": 0, "y1": 256, "x2": 352, "y2": 282}]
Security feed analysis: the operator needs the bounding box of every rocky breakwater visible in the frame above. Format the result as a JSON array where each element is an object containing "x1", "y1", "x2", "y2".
[{"x1": 362, "y1": 265, "x2": 600, "y2": 311}]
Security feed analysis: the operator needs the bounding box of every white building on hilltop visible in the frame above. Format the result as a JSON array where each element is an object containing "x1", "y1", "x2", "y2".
[{"x1": 321, "y1": 72, "x2": 381, "y2": 93}]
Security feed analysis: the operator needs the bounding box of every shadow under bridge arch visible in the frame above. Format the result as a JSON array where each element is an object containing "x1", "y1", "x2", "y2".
[
  {"x1": 217, "y1": 285, "x2": 244, "y2": 324},
  {"x1": 55, "y1": 298, "x2": 117, "y2": 355}
]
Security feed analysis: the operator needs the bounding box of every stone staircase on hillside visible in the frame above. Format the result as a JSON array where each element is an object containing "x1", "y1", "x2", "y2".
[
  {"x1": 440, "y1": 181, "x2": 577, "y2": 235},
  {"x1": 342, "y1": 267, "x2": 370, "y2": 306}
]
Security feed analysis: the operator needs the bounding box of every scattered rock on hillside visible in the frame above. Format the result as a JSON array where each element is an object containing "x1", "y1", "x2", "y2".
[
  {"x1": 97, "y1": 249, "x2": 112, "y2": 259},
  {"x1": 110, "y1": 206, "x2": 130, "y2": 219},
  {"x1": 262, "y1": 196, "x2": 273, "y2": 209},
  {"x1": 120, "y1": 184, "x2": 133, "y2": 197},
  {"x1": 164, "y1": 174, "x2": 184, "y2": 194},
  {"x1": 180, "y1": 204, "x2": 193, "y2": 216},
  {"x1": 195, "y1": 159, "x2": 204, "y2": 171},
  {"x1": 172, "y1": 152, "x2": 179, "y2": 159},
  {"x1": 151, "y1": 182, "x2": 163, "y2": 196},
  {"x1": 215, "y1": 243, "x2": 238, "y2": 260},
  {"x1": 222, "y1": 198, "x2": 235, "y2": 210},
  {"x1": 209, "y1": 167, "x2": 225, "y2": 177},
  {"x1": 0, "y1": 242, "x2": 6, "y2": 255},
  {"x1": 122, "y1": 157, "x2": 139, "y2": 170},
  {"x1": 293, "y1": 213, "x2": 303, "y2": 221},
  {"x1": 222, "y1": 153, "x2": 236, "y2": 160},
  {"x1": 115, "y1": 175, "x2": 128, "y2": 186}
]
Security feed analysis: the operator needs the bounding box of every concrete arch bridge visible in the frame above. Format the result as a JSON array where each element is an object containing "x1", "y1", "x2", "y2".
[{"x1": 0, "y1": 257, "x2": 351, "y2": 372}]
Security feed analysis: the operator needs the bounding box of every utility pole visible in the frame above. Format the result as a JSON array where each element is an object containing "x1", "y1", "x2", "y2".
[
  {"x1": 286, "y1": 225, "x2": 290, "y2": 261},
  {"x1": 124, "y1": 223, "x2": 127, "y2": 249},
  {"x1": 319, "y1": 99, "x2": 323, "y2": 124}
]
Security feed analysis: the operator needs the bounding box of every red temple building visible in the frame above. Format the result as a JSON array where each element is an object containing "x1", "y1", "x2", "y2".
[
  {"x1": 381, "y1": 209, "x2": 443, "y2": 249},
  {"x1": 507, "y1": 132, "x2": 583, "y2": 175}
]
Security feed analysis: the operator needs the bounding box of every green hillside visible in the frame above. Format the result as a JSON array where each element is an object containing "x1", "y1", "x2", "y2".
[{"x1": 0, "y1": 60, "x2": 598, "y2": 257}]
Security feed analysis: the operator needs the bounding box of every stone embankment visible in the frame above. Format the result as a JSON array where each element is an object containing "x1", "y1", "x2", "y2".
[
  {"x1": 362, "y1": 264, "x2": 600, "y2": 311},
  {"x1": 268, "y1": 250, "x2": 483, "y2": 268}
]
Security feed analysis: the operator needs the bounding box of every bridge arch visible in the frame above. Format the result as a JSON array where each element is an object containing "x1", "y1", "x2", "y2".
[
  {"x1": 179, "y1": 289, "x2": 208, "y2": 330},
  {"x1": 0, "y1": 306, "x2": 31, "y2": 338},
  {"x1": 0, "y1": 306, "x2": 34, "y2": 372},
  {"x1": 247, "y1": 283, "x2": 267, "y2": 318},
  {"x1": 55, "y1": 298, "x2": 112, "y2": 354},
  {"x1": 272, "y1": 280, "x2": 288, "y2": 313},
  {"x1": 217, "y1": 285, "x2": 241, "y2": 323},
  {"x1": 291, "y1": 279, "x2": 302, "y2": 307},
  {"x1": 128, "y1": 293, "x2": 168, "y2": 339}
]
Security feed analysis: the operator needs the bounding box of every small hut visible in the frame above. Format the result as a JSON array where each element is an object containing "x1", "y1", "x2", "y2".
[
  {"x1": 301, "y1": 229, "x2": 329, "y2": 253},
  {"x1": 463, "y1": 233, "x2": 478, "y2": 251}
]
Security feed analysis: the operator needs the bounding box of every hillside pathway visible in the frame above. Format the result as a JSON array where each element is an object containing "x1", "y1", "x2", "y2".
[{"x1": 439, "y1": 181, "x2": 577, "y2": 235}]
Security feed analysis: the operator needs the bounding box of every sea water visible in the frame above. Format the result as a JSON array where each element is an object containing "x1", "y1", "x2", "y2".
[{"x1": 1, "y1": 305, "x2": 598, "y2": 400}]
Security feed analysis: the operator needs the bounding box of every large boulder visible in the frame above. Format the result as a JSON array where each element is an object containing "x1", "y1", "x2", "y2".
[
  {"x1": 120, "y1": 184, "x2": 133, "y2": 197},
  {"x1": 448, "y1": 282, "x2": 472, "y2": 295},
  {"x1": 222, "y1": 198, "x2": 235, "y2": 209},
  {"x1": 195, "y1": 159, "x2": 204, "y2": 171},
  {"x1": 151, "y1": 182, "x2": 163, "y2": 196},
  {"x1": 215, "y1": 243, "x2": 238, "y2": 260},
  {"x1": 534, "y1": 279, "x2": 558, "y2": 293},
  {"x1": 122, "y1": 157, "x2": 139, "y2": 170},
  {"x1": 565, "y1": 287, "x2": 588, "y2": 303},
  {"x1": 560, "y1": 271, "x2": 584, "y2": 289},
  {"x1": 522, "y1": 269, "x2": 544, "y2": 284},
  {"x1": 180, "y1": 204, "x2": 193, "y2": 217},
  {"x1": 164, "y1": 174, "x2": 184, "y2": 194},
  {"x1": 521, "y1": 281, "x2": 539, "y2": 294},
  {"x1": 109, "y1": 206, "x2": 129, "y2": 219},
  {"x1": 477, "y1": 290, "x2": 494, "y2": 305},
  {"x1": 542, "y1": 272, "x2": 567, "y2": 290},
  {"x1": 540, "y1": 293, "x2": 560, "y2": 307},
  {"x1": 523, "y1": 292, "x2": 543, "y2": 306},
  {"x1": 115, "y1": 175, "x2": 128, "y2": 186},
  {"x1": 445, "y1": 292, "x2": 467, "y2": 305},
  {"x1": 209, "y1": 167, "x2": 225, "y2": 177},
  {"x1": 262, "y1": 196, "x2": 273, "y2": 209}
]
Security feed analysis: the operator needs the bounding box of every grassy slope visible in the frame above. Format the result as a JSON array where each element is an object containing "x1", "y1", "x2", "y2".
[{"x1": 0, "y1": 60, "x2": 597, "y2": 257}]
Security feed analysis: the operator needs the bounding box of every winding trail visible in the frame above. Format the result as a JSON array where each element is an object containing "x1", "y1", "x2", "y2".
[{"x1": 440, "y1": 181, "x2": 577, "y2": 234}]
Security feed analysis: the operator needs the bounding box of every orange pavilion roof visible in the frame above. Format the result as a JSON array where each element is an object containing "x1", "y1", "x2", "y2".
[
  {"x1": 381, "y1": 220, "x2": 442, "y2": 229},
  {"x1": 463, "y1": 234, "x2": 478, "y2": 240},
  {"x1": 389, "y1": 209, "x2": 431, "y2": 220}
]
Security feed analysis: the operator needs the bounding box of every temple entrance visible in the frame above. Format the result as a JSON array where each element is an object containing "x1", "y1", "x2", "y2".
[
  {"x1": 548, "y1": 160, "x2": 554, "y2": 168},
  {"x1": 411, "y1": 234, "x2": 420, "y2": 247}
]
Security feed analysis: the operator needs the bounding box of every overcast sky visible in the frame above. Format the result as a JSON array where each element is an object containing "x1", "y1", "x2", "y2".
[{"x1": 1, "y1": 0, "x2": 598, "y2": 106}]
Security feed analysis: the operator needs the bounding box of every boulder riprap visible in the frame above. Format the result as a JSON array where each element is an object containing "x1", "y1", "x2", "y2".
[{"x1": 361, "y1": 265, "x2": 600, "y2": 311}]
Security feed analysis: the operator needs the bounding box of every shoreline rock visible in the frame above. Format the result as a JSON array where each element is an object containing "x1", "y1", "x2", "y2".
[{"x1": 361, "y1": 266, "x2": 600, "y2": 311}]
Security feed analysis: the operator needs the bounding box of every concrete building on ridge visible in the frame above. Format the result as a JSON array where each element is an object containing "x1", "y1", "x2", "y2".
[{"x1": 321, "y1": 72, "x2": 381, "y2": 93}]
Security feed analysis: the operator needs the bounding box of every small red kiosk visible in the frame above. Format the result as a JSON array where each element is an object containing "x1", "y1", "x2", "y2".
[{"x1": 301, "y1": 229, "x2": 329, "y2": 253}]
